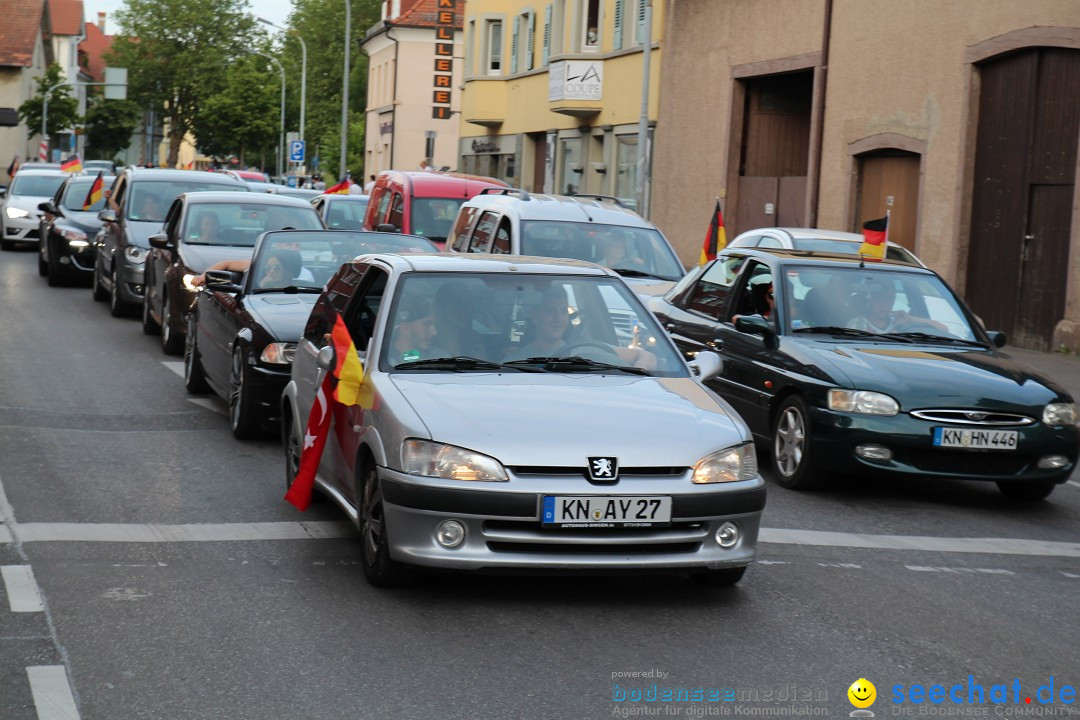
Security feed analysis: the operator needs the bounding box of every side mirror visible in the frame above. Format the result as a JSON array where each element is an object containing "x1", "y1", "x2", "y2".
[
  {"x1": 376, "y1": 223, "x2": 399, "y2": 233},
  {"x1": 317, "y1": 344, "x2": 335, "y2": 372},
  {"x1": 735, "y1": 315, "x2": 770, "y2": 335},
  {"x1": 688, "y1": 350, "x2": 723, "y2": 381},
  {"x1": 986, "y1": 331, "x2": 1007, "y2": 348},
  {"x1": 38, "y1": 201, "x2": 58, "y2": 215},
  {"x1": 204, "y1": 270, "x2": 242, "y2": 293},
  {"x1": 148, "y1": 233, "x2": 171, "y2": 249},
  {"x1": 97, "y1": 209, "x2": 117, "y2": 223}
]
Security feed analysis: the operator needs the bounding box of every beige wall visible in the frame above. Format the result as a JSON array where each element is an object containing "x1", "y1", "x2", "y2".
[
  {"x1": 362, "y1": 25, "x2": 463, "y2": 179},
  {"x1": 0, "y1": 37, "x2": 47, "y2": 171}
]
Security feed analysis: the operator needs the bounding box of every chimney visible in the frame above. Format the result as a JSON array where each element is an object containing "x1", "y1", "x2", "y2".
[{"x1": 97, "y1": 12, "x2": 106, "y2": 31}]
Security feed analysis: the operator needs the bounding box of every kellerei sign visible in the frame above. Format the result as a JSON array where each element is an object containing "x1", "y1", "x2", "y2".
[{"x1": 433, "y1": 0, "x2": 455, "y2": 119}]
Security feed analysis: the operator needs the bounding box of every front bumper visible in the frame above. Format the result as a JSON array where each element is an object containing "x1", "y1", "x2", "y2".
[
  {"x1": 115, "y1": 255, "x2": 146, "y2": 303},
  {"x1": 248, "y1": 364, "x2": 291, "y2": 429},
  {"x1": 809, "y1": 407, "x2": 1079, "y2": 482},
  {"x1": 377, "y1": 468, "x2": 765, "y2": 572},
  {"x1": 50, "y1": 235, "x2": 97, "y2": 274},
  {"x1": 4, "y1": 214, "x2": 40, "y2": 242}
]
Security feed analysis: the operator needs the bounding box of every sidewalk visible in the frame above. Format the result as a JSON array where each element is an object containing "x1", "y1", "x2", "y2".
[{"x1": 1005, "y1": 347, "x2": 1080, "y2": 400}]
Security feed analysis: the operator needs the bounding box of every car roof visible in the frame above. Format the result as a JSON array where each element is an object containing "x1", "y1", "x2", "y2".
[
  {"x1": 719, "y1": 246, "x2": 933, "y2": 274},
  {"x1": 377, "y1": 170, "x2": 508, "y2": 196},
  {"x1": 464, "y1": 191, "x2": 654, "y2": 228},
  {"x1": 179, "y1": 191, "x2": 311, "y2": 207},
  {"x1": 353, "y1": 252, "x2": 615, "y2": 276},
  {"x1": 126, "y1": 167, "x2": 247, "y2": 184},
  {"x1": 316, "y1": 193, "x2": 368, "y2": 202},
  {"x1": 11, "y1": 167, "x2": 67, "y2": 177}
]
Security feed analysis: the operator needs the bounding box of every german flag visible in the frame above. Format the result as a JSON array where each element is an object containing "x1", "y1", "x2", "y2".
[
  {"x1": 859, "y1": 215, "x2": 889, "y2": 261},
  {"x1": 82, "y1": 172, "x2": 104, "y2": 210},
  {"x1": 6, "y1": 154, "x2": 19, "y2": 178},
  {"x1": 699, "y1": 199, "x2": 727, "y2": 265},
  {"x1": 284, "y1": 312, "x2": 370, "y2": 511},
  {"x1": 325, "y1": 178, "x2": 351, "y2": 194},
  {"x1": 60, "y1": 155, "x2": 83, "y2": 173}
]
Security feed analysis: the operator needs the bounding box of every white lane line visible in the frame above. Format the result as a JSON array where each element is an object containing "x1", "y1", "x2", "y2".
[
  {"x1": 187, "y1": 398, "x2": 227, "y2": 416},
  {"x1": 906, "y1": 565, "x2": 1014, "y2": 575},
  {"x1": 1062, "y1": 572, "x2": 1080, "y2": 578},
  {"x1": 0, "y1": 524, "x2": 12, "y2": 543},
  {"x1": 1067, "y1": 480, "x2": 1080, "y2": 489},
  {"x1": 1, "y1": 565, "x2": 44, "y2": 612},
  {"x1": 161, "y1": 361, "x2": 184, "y2": 378},
  {"x1": 17, "y1": 521, "x2": 355, "y2": 543},
  {"x1": 759, "y1": 528, "x2": 1080, "y2": 558},
  {"x1": 26, "y1": 665, "x2": 80, "y2": 720}
]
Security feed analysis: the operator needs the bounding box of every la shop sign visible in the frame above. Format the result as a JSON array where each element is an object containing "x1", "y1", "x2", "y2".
[{"x1": 548, "y1": 60, "x2": 603, "y2": 102}]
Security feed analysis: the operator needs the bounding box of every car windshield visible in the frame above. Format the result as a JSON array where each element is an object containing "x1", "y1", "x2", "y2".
[
  {"x1": 792, "y1": 237, "x2": 921, "y2": 265},
  {"x1": 783, "y1": 266, "x2": 980, "y2": 342},
  {"x1": 9, "y1": 175, "x2": 66, "y2": 197},
  {"x1": 323, "y1": 198, "x2": 370, "y2": 229},
  {"x1": 520, "y1": 221, "x2": 685, "y2": 281},
  {"x1": 61, "y1": 177, "x2": 113, "y2": 211},
  {"x1": 410, "y1": 198, "x2": 465, "y2": 242},
  {"x1": 183, "y1": 202, "x2": 323, "y2": 247},
  {"x1": 127, "y1": 180, "x2": 247, "y2": 223},
  {"x1": 382, "y1": 272, "x2": 687, "y2": 376}
]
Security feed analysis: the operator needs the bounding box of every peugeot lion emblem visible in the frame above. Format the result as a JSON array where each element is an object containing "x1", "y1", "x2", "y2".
[{"x1": 588, "y1": 457, "x2": 618, "y2": 481}]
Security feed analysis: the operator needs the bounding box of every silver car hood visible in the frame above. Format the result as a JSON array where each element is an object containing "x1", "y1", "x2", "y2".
[{"x1": 387, "y1": 374, "x2": 749, "y2": 467}]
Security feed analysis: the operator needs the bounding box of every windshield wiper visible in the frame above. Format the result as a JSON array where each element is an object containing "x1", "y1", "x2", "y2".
[
  {"x1": 393, "y1": 356, "x2": 543, "y2": 372},
  {"x1": 887, "y1": 332, "x2": 989, "y2": 348},
  {"x1": 793, "y1": 326, "x2": 914, "y2": 342},
  {"x1": 252, "y1": 285, "x2": 323, "y2": 294},
  {"x1": 503, "y1": 356, "x2": 650, "y2": 375},
  {"x1": 610, "y1": 268, "x2": 674, "y2": 281}
]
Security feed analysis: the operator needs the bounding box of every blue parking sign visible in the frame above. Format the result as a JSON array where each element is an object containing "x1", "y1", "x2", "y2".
[{"x1": 288, "y1": 140, "x2": 305, "y2": 163}]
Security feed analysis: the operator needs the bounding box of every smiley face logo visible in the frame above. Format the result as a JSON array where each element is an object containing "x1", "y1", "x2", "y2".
[{"x1": 848, "y1": 678, "x2": 876, "y2": 709}]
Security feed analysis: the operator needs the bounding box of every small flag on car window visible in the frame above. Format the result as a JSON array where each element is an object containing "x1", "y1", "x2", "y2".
[
  {"x1": 326, "y1": 178, "x2": 351, "y2": 194},
  {"x1": 699, "y1": 199, "x2": 726, "y2": 266},
  {"x1": 6, "y1": 154, "x2": 19, "y2": 178},
  {"x1": 859, "y1": 213, "x2": 889, "y2": 261},
  {"x1": 82, "y1": 172, "x2": 104, "y2": 210},
  {"x1": 60, "y1": 154, "x2": 83, "y2": 173}
]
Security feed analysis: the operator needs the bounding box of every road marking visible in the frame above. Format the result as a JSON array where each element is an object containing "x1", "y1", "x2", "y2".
[
  {"x1": 817, "y1": 562, "x2": 862, "y2": 569},
  {"x1": 17, "y1": 521, "x2": 355, "y2": 543},
  {"x1": 1067, "y1": 480, "x2": 1080, "y2": 490},
  {"x1": 759, "y1": 528, "x2": 1080, "y2": 558},
  {"x1": 1, "y1": 565, "x2": 44, "y2": 612},
  {"x1": 906, "y1": 565, "x2": 1014, "y2": 575},
  {"x1": 0, "y1": 524, "x2": 11, "y2": 543},
  {"x1": 186, "y1": 398, "x2": 226, "y2": 415},
  {"x1": 26, "y1": 665, "x2": 80, "y2": 720},
  {"x1": 1062, "y1": 572, "x2": 1080, "y2": 578},
  {"x1": 161, "y1": 361, "x2": 184, "y2": 378}
]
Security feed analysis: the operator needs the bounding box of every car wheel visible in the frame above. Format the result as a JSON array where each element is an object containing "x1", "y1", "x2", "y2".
[
  {"x1": 772, "y1": 395, "x2": 821, "y2": 490},
  {"x1": 183, "y1": 317, "x2": 210, "y2": 394},
  {"x1": 45, "y1": 246, "x2": 64, "y2": 286},
  {"x1": 229, "y1": 347, "x2": 261, "y2": 439},
  {"x1": 282, "y1": 411, "x2": 324, "y2": 503},
  {"x1": 0, "y1": 237, "x2": 13, "y2": 251},
  {"x1": 109, "y1": 266, "x2": 129, "y2": 317},
  {"x1": 38, "y1": 244, "x2": 48, "y2": 276},
  {"x1": 160, "y1": 294, "x2": 183, "y2": 355},
  {"x1": 142, "y1": 289, "x2": 161, "y2": 335},
  {"x1": 358, "y1": 461, "x2": 413, "y2": 587},
  {"x1": 689, "y1": 566, "x2": 747, "y2": 587},
  {"x1": 996, "y1": 480, "x2": 1056, "y2": 501},
  {"x1": 92, "y1": 262, "x2": 109, "y2": 301}
]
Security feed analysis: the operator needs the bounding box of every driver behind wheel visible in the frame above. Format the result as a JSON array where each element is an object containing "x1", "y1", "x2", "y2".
[{"x1": 846, "y1": 278, "x2": 948, "y2": 334}]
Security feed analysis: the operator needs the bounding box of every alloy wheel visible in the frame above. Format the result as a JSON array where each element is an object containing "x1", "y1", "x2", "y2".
[{"x1": 774, "y1": 407, "x2": 805, "y2": 477}]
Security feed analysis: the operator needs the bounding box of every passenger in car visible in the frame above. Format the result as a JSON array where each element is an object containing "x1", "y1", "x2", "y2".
[
  {"x1": 594, "y1": 228, "x2": 645, "y2": 269},
  {"x1": 389, "y1": 295, "x2": 439, "y2": 364},
  {"x1": 432, "y1": 283, "x2": 486, "y2": 359},
  {"x1": 502, "y1": 286, "x2": 573, "y2": 361},
  {"x1": 847, "y1": 279, "x2": 948, "y2": 334},
  {"x1": 192, "y1": 213, "x2": 220, "y2": 243}
]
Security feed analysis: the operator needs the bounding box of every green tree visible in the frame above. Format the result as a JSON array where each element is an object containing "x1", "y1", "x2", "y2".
[
  {"x1": 17, "y1": 64, "x2": 80, "y2": 152},
  {"x1": 192, "y1": 57, "x2": 278, "y2": 168},
  {"x1": 84, "y1": 98, "x2": 142, "y2": 160},
  {"x1": 105, "y1": 0, "x2": 259, "y2": 166}
]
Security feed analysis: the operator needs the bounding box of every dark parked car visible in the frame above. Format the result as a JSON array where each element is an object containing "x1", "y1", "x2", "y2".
[
  {"x1": 93, "y1": 167, "x2": 249, "y2": 317},
  {"x1": 142, "y1": 192, "x2": 324, "y2": 355},
  {"x1": 37, "y1": 174, "x2": 114, "y2": 285},
  {"x1": 648, "y1": 248, "x2": 1080, "y2": 500},
  {"x1": 184, "y1": 229, "x2": 439, "y2": 438}
]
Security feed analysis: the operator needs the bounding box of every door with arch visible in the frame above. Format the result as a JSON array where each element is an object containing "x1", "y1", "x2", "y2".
[{"x1": 855, "y1": 151, "x2": 920, "y2": 253}]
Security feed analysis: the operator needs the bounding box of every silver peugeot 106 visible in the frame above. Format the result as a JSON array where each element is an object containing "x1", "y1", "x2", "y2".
[{"x1": 281, "y1": 254, "x2": 765, "y2": 587}]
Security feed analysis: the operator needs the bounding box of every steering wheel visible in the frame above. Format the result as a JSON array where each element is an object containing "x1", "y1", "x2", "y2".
[{"x1": 560, "y1": 340, "x2": 623, "y2": 363}]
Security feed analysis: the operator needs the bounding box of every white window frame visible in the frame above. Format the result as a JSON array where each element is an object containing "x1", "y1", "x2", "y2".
[
  {"x1": 581, "y1": 0, "x2": 601, "y2": 52},
  {"x1": 486, "y1": 19, "x2": 504, "y2": 76}
]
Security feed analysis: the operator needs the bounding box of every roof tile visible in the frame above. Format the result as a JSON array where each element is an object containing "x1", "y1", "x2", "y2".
[{"x1": 49, "y1": 0, "x2": 84, "y2": 36}]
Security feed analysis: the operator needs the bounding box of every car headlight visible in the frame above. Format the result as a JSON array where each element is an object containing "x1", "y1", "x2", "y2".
[
  {"x1": 1043, "y1": 402, "x2": 1077, "y2": 426},
  {"x1": 125, "y1": 245, "x2": 147, "y2": 263},
  {"x1": 58, "y1": 227, "x2": 88, "y2": 245},
  {"x1": 5, "y1": 207, "x2": 30, "y2": 219},
  {"x1": 402, "y1": 439, "x2": 508, "y2": 482},
  {"x1": 260, "y1": 342, "x2": 297, "y2": 365},
  {"x1": 692, "y1": 442, "x2": 758, "y2": 484},
  {"x1": 828, "y1": 389, "x2": 899, "y2": 416}
]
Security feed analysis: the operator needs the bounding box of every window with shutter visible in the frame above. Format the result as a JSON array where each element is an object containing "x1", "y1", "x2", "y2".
[
  {"x1": 635, "y1": 0, "x2": 647, "y2": 45},
  {"x1": 542, "y1": 5, "x2": 551, "y2": 66},
  {"x1": 526, "y1": 11, "x2": 535, "y2": 71},
  {"x1": 613, "y1": 0, "x2": 624, "y2": 49},
  {"x1": 511, "y1": 16, "x2": 519, "y2": 73}
]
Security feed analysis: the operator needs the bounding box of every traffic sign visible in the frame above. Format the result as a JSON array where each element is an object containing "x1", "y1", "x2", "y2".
[
  {"x1": 289, "y1": 140, "x2": 305, "y2": 163},
  {"x1": 286, "y1": 175, "x2": 297, "y2": 188}
]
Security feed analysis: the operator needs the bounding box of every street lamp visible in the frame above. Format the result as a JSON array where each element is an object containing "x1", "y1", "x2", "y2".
[
  {"x1": 258, "y1": 17, "x2": 306, "y2": 172},
  {"x1": 340, "y1": 0, "x2": 351, "y2": 182},
  {"x1": 252, "y1": 51, "x2": 286, "y2": 182}
]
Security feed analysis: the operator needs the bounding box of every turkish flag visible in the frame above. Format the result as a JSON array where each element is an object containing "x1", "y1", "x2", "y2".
[{"x1": 283, "y1": 373, "x2": 334, "y2": 511}]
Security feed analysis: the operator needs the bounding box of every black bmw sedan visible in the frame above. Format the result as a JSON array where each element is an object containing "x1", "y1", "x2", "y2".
[
  {"x1": 183, "y1": 229, "x2": 437, "y2": 439},
  {"x1": 649, "y1": 248, "x2": 1079, "y2": 500},
  {"x1": 37, "y1": 174, "x2": 114, "y2": 285}
]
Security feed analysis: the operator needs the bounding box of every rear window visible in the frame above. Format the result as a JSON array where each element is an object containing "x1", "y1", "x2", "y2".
[
  {"x1": 520, "y1": 221, "x2": 685, "y2": 281},
  {"x1": 127, "y1": 180, "x2": 247, "y2": 223},
  {"x1": 410, "y1": 198, "x2": 465, "y2": 242}
]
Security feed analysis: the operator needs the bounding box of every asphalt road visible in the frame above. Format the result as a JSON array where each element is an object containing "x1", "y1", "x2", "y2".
[{"x1": 1, "y1": 248, "x2": 1078, "y2": 720}]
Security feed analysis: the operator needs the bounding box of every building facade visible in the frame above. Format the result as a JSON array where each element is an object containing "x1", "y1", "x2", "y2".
[
  {"x1": 459, "y1": 0, "x2": 663, "y2": 214},
  {"x1": 652, "y1": 0, "x2": 1080, "y2": 352},
  {"x1": 0, "y1": 0, "x2": 53, "y2": 174},
  {"x1": 361, "y1": 0, "x2": 465, "y2": 180}
]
